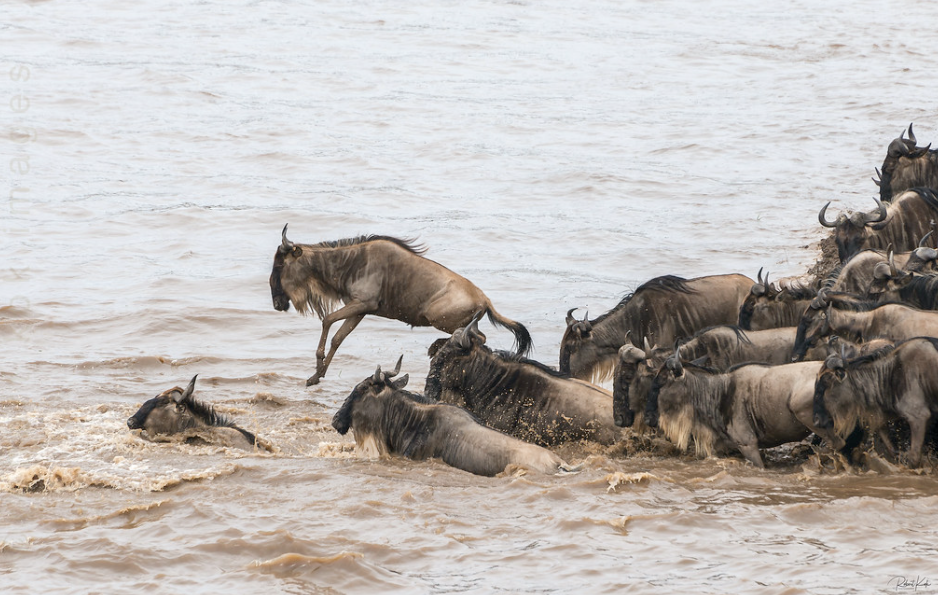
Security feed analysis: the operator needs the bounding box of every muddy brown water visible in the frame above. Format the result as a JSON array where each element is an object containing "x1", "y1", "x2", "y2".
[{"x1": 3, "y1": 0, "x2": 938, "y2": 593}]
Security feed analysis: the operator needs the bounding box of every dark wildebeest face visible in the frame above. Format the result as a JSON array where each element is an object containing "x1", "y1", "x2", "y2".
[
  {"x1": 269, "y1": 224, "x2": 302, "y2": 312},
  {"x1": 332, "y1": 358, "x2": 409, "y2": 436},
  {"x1": 644, "y1": 348, "x2": 689, "y2": 430},
  {"x1": 127, "y1": 375, "x2": 204, "y2": 434},
  {"x1": 812, "y1": 353, "x2": 847, "y2": 431},
  {"x1": 791, "y1": 295, "x2": 831, "y2": 362},
  {"x1": 737, "y1": 268, "x2": 778, "y2": 330},
  {"x1": 425, "y1": 316, "x2": 486, "y2": 402},
  {"x1": 612, "y1": 342, "x2": 652, "y2": 428},
  {"x1": 874, "y1": 124, "x2": 934, "y2": 203},
  {"x1": 558, "y1": 308, "x2": 597, "y2": 378},
  {"x1": 818, "y1": 197, "x2": 889, "y2": 263}
]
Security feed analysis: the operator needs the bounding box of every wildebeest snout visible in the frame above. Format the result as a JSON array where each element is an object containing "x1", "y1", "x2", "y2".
[
  {"x1": 272, "y1": 293, "x2": 292, "y2": 312},
  {"x1": 127, "y1": 416, "x2": 143, "y2": 430}
]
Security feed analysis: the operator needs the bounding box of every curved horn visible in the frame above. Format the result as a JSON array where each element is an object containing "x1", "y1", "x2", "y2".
[
  {"x1": 818, "y1": 202, "x2": 838, "y2": 228},
  {"x1": 763, "y1": 270, "x2": 770, "y2": 292},
  {"x1": 908, "y1": 123, "x2": 916, "y2": 145},
  {"x1": 177, "y1": 374, "x2": 198, "y2": 403},
  {"x1": 919, "y1": 230, "x2": 934, "y2": 248},
  {"x1": 756, "y1": 267, "x2": 763, "y2": 285},
  {"x1": 373, "y1": 365, "x2": 382, "y2": 382},
  {"x1": 864, "y1": 196, "x2": 888, "y2": 225},
  {"x1": 565, "y1": 308, "x2": 578, "y2": 327},
  {"x1": 667, "y1": 344, "x2": 684, "y2": 377},
  {"x1": 387, "y1": 355, "x2": 403, "y2": 378},
  {"x1": 580, "y1": 311, "x2": 592, "y2": 333},
  {"x1": 457, "y1": 327, "x2": 472, "y2": 349},
  {"x1": 889, "y1": 250, "x2": 898, "y2": 276},
  {"x1": 643, "y1": 336, "x2": 652, "y2": 352},
  {"x1": 281, "y1": 224, "x2": 295, "y2": 251}
]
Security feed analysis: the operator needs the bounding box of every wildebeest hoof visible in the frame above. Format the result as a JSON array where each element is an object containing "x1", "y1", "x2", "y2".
[{"x1": 306, "y1": 375, "x2": 321, "y2": 386}]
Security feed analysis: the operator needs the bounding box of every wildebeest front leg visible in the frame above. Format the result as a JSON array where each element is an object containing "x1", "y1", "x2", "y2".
[{"x1": 309, "y1": 302, "x2": 374, "y2": 386}]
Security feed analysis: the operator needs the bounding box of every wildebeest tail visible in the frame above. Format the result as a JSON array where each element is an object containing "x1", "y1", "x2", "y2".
[{"x1": 485, "y1": 307, "x2": 533, "y2": 357}]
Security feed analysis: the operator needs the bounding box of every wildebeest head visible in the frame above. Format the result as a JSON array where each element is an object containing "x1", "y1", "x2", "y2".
[
  {"x1": 868, "y1": 251, "x2": 913, "y2": 296},
  {"x1": 126, "y1": 375, "x2": 239, "y2": 439},
  {"x1": 644, "y1": 344, "x2": 687, "y2": 429},
  {"x1": 874, "y1": 124, "x2": 934, "y2": 202},
  {"x1": 903, "y1": 231, "x2": 938, "y2": 273},
  {"x1": 812, "y1": 352, "x2": 847, "y2": 431},
  {"x1": 270, "y1": 224, "x2": 303, "y2": 312},
  {"x1": 818, "y1": 197, "x2": 889, "y2": 263},
  {"x1": 332, "y1": 356, "x2": 409, "y2": 436},
  {"x1": 558, "y1": 308, "x2": 598, "y2": 378},
  {"x1": 425, "y1": 314, "x2": 486, "y2": 402},
  {"x1": 791, "y1": 291, "x2": 832, "y2": 362},
  {"x1": 738, "y1": 268, "x2": 778, "y2": 329},
  {"x1": 612, "y1": 341, "x2": 648, "y2": 428}
]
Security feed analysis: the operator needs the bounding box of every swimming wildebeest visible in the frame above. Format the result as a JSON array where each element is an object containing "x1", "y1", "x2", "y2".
[
  {"x1": 818, "y1": 188, "x2": 938, "y2": 263},
  {"x1": 642, "y1": 350, "x2": 830, "y2": 468},
  {"x1": 426, "y1": 317, "x2": 621, "y2": 446},
  {"x1": 331, "y1": 359, "x2": 571, "y2": 476},
  {"x1": 560, "y1": 273, "x2": 753, "y2": 382},
  {"x1": 813, "y1": 338, "x2": 938, "y2": 467},
  {"x1": 874, "y1": 124, "x2": 938, "y2": 203},
  {"x1": 127, "y1": 375, "x2": 268, "y2": 450},
  {"x1": 737, "y1": 268, "x2": 818, "y2": 330},
  {"x1": 270, "y1": 224, "x2": 532, "y2": 386}
]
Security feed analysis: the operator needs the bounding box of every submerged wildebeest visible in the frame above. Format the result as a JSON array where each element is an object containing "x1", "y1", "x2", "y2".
[
  {"x1": 737, "y1": 269, "x2": 819, "y2": 330},
  {"x1": 791, "y1": 290, "x2": 938, "y2": 362},
  {"x1": 270, "y1": 225, "x2": 532, "y2": 386},
  {"x1": 127, "y1": 375, "x2": 268, "y2": 450},
  {"x1": 813, "y1": 338, "x2": 938, "y2": 467},
  {"x1": 426, "y1": 317, "x2": 620, "y2": 446},
  {"x1": 818, "y1": 188, "x2": 938, "y2": 263},
  {"x1": 642, "y1": 350, "x2": 830, "y2": 468},
  {"x1": 560, "y1": 273, "x2": 753, "y2": 382},
  {"x1": 331, "y1": 360, "x2": 571, "y2": 476},
  {"x1": 874, "y1": 124, "x2": 938, "y2": 203}
]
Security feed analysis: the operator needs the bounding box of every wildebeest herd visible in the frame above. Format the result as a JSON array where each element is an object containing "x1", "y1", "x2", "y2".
[{"x1": 128, "y1": 124, "x2": 938, "y2": 476}]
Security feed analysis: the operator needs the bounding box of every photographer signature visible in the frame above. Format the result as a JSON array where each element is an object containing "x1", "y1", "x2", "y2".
[{"x1": 888, "y1": 576, "x2": 933, "y2": 592}]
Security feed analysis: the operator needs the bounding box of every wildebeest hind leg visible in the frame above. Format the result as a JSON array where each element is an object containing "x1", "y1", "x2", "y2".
[{"x1": 309, "y1": 305, "x2": 371, "y2": 386}]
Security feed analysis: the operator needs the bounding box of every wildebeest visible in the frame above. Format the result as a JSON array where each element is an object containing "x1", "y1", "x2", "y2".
[
  {"x1": 738, "y1": 269, "x2": 818, "y2": 330},
  {"x1": 331, "y1": 360, "x2": 571, "y2": 476},
  {"x1": 270, "y1": 225, "x2": 532, "y2": 385},
  {"x1": 813, "y1": 338, "x2": 938, "y2": 467},
  {"x1": 791, "y1": 290, "x2": 938, "y2": 361},
  {"x1": 427, "y1": 317, "x2": 621, "y2": 446},
  {"x1": 874, "y1": 124, "x2": 938, "y2": 203},
  {"x1": 642, "y1": 351, "x2": 829, "y2": 468},
  {"x1": 867, "y1": 251, "x2": 938, "y2": 310},
  {"x1": 612, "y1": 327, "x2": 830, "y2": 430},
  {"x1": 127, "y1": 375, "x2": 269, "y2": 451},
  {"x1": 560, "y1": 273, "x2": 753, "y2": 382},
  {"x1": 818, "y1": 188, "x2": 938, "y2": 263}
]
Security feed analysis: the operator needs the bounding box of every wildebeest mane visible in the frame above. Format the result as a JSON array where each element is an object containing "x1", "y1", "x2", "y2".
[
  {"x1": 596, "y1": 275, "x2": 695, "y2": 326},
  {"x1": 183, "y1": 393, "x2": 258, "y2": 445},
  {"x1": 314, "y1": 235, "x2": 428, "y2": 256},
  {"x1": 492, "y1": 349, "x2": 567, "y2": 378},
  {"x1": 900, "y1": 273, "x2": 938, "y2": 310},
  {"x1": 683, "y1": 324, "x2": 753, "y2": 346}
]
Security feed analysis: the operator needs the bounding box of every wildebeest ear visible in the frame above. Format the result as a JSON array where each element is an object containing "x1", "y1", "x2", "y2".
[
  {"x1": 390, "y1": 374, "x2": 409, "y2": 389},
  {"x1": 176, "y1": 375, "x2": 198, "y2": 403}
]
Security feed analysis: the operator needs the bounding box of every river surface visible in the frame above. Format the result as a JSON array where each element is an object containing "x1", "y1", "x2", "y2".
[{"x1": 3, "y1": 0, "x2": 938, "y2": 593}]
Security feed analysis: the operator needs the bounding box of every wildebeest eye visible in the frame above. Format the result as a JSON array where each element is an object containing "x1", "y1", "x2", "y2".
[{"x1": 292, "y1": 246, "x2": 303, "y2": 257}]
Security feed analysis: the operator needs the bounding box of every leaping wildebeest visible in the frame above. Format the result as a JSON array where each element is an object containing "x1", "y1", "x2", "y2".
[
  {"x1": 127, "y1": 375, "x2": 271, "y2": 451},
  {"x1": 270, "y1": 224, "x2": 532, "y2": 385},
  {"x1": 559, "y1": 273, "x2": 753, "y2": 382},
  {"x1": 874, "y1": 123, "x2": 938, "y2": 203},
  {"x1": 813, "y1": 338, "x2": 938, "y2": 467},
  {"x1": 426, "y1": 317, "x2": 621, "y2": 446},
  {"x1": 642, "y1": 350, "x2": 831, "y2": 468},
  {"x1": 332, "y1": 359, "x2": 572, "y2": 476},
  {"x1": 818, "y1": 188, "x2": 938, "y2": 263}
]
